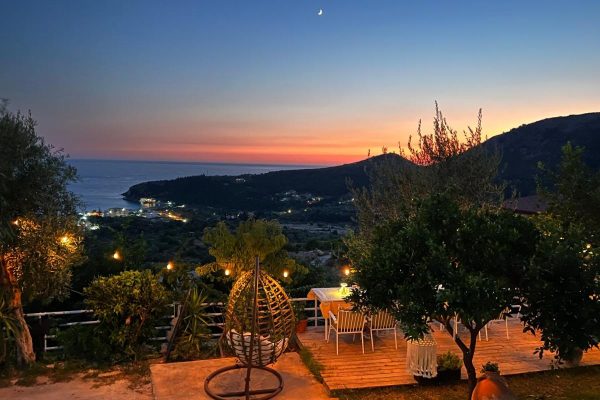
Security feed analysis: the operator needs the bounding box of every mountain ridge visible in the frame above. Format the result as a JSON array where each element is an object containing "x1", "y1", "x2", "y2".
[{"x1": 123, "y1": 112, "x2": 600, "y2": 211}]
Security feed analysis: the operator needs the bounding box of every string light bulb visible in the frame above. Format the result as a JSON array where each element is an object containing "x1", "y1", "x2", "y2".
[
  {"x1": 283, "y1": 270, "x2": 289, "y2": 278},
  {"x1": 224, "y1": 268, "x2": 231, "y2": 276}
]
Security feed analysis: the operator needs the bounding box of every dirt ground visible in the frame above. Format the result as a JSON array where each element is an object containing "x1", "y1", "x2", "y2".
[{"x1": 0, "y1": 370, "x2": 153, "y2": 400}]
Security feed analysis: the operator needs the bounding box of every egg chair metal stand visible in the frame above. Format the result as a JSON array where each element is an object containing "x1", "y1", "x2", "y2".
[{"x1": 204, "y1": 257, "x2": 294, "y2": 400}]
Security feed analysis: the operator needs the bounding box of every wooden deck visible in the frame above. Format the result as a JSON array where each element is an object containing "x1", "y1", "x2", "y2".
[{"x1": 296, "y1": 320, "x2": 600, "y2": 391}]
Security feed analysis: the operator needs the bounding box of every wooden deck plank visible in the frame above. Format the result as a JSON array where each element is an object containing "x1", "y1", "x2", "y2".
[{"x1": 296, "y1": 320, "x2": 600, "y2": 390}]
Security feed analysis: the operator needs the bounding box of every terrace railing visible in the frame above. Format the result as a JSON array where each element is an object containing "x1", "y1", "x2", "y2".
[{"x1": 24, "y1": 297, "x2": 320, "y2": 353}]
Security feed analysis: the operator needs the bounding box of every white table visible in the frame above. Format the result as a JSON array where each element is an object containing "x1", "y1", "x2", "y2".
[{"x1": 307, "y1": 287, "x2": 352, "y2": 339}]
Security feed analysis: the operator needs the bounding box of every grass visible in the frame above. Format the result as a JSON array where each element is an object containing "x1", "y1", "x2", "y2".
[
  {"x1": 333, "y1": 365, "x2": 600, "y2": 400},
  {"x1": 298, "y1": 347, "x2": 325, "y2": 383}
]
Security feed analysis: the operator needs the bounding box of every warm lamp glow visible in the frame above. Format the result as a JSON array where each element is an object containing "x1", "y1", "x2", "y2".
[
  {"x1": 225, "y1": 268, "x2": 231, "y2": 276},
  {"x1": 167, "y1": 261, "x2": 174, "y2": 270},
  {"x1": 113, "y1": 250, "x2": 121, "y2": 260},
  {"x1": 60, "y1": 235, "x2": 71, "y2": 245},
  {"x1": 344, "y1": 267, "x2": 350, "y2": 276},
  {"x1": 283, "y1": 270, "x2": 289, "y2": 278}
]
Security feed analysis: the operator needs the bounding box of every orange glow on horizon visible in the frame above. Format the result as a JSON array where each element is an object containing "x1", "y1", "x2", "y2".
[{"x1": 66, "y1": 103, "x2": 600, "y2": 165}]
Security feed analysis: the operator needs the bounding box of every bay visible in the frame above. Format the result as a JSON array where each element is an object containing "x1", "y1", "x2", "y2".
[{"x1": 68, "y1": 159, "x2": 316, "y2": 211}]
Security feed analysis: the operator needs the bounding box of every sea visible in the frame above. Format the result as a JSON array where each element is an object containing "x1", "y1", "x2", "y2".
[{"x1": 68, "y1": 159, "x2": 315, "y2": 211}]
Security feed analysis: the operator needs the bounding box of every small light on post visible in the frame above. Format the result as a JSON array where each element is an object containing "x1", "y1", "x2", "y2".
[
  {"x1": 167, "y1": 261, "x2": 174, "y2": 270},
  {"x1": 283, "y1": 270, "x2": 289, "y2": 278},
  {"x1": 113, "y1": 250, "x2": 121, "y2": 261}
]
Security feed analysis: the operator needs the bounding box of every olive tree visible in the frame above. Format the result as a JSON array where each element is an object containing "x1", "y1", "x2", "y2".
[
  {"x1": 0, "y1": 108, "x2": 83, "y2": 365},
  {"x1": 349, "y1": 195, "x2": 538, "y2": 398},
  {"x1": 351, "y1": 103, "x2": 503, "y2": 240}
]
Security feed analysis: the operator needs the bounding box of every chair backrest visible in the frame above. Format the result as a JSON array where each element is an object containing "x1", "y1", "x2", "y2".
[
  {"x1": 371, "y1": 310, "x2": 396, "y2": 329},
  {"x1": 337, "y1": 310, "x2": 365, "y2": 332}
]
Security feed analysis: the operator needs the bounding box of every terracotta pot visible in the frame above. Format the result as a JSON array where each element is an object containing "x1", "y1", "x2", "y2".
[
  {"x1": 296, "y1": 319, "x2": 308, "y2": 333},
  {"x1": 471, "y1": 371, "x2": 517, "y2": 400}
]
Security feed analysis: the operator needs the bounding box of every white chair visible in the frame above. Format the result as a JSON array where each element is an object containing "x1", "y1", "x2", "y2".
[
  {"x1": 327, "y1": 310, "x2": 366, "y2": 355},
  {"x1": 483, "y1": 307, "x2": 512, "y2": 340},
  {"x1": 369, "y1": 310, "x2": 398, "y2": 351}
]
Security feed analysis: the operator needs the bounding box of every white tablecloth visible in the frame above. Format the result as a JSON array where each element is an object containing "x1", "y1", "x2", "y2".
[{"x1": 406, "y1": 335, "x2": 438, "y2": 378}]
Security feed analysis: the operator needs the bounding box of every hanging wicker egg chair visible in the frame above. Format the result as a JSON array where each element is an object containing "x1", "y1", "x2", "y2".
[{"x1": 204, "y1": 257, "x2": 295, "y2": 400}]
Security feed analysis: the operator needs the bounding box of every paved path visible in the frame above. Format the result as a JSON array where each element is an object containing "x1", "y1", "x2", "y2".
[{"x1": 150, "y1": 352, "x2": 333, "y2": 400}]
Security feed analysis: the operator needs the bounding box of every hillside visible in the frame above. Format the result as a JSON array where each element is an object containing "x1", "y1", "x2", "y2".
[
  {"x1": 123, "y1": 112, "x2": 600, "y2": 211},
  {"x1": 123, "y1": 154, "x2": 408, "y2": 212},
  {"x1": 486, "y1": 112, "x2": 600, "y2": 195}
]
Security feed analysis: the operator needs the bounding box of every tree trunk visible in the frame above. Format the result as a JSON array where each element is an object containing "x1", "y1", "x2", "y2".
[
  {"x1": 443, "y1": 318, "x2": 480, "y2": 400},
  {"x1": 12, "y1": 294, "x2": 36, "y2": 365},
  {"x1": 463, "y1": 347, "x2": 477, "y2": 399},
  {"x1": 1, "y1": 256, "x2": 36, "y2": 365}
]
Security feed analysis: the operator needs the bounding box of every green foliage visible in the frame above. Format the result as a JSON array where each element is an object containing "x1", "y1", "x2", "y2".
[
  {"x1": 299, "y1": 347, "x2": 324, "y2": 383},
  {"x1": 529, "y1": 143, "x2": 600, "y2": 362},
  {"x1": 348, "y1": 194, "x2": 538, "y2": 394},
  {"x1": 523, "y1": 215, "x2": 600, "y2": 362},
  {"x1": 0, "y1": 109, "x2": 79, "y2": 241},
  {"x1": 351, "y1": 104, "x2": 503, "y2": 242},
  {"x1": 0, "y1": 106, "x2": 83, "y2": 364},
  {"x1": 537, "y1": 142, "x2": 600, "y2": 242},
  {"x1": 199, "y1": 219, "x2": 308, "y2": 279},
  {"x1": 481, "y1": 362, "x2": 500, "y2": 374},
  {"x1": 291, "y1": 301, "x2": 307, "y2": 321},
  {"x1": 437, "y1": 351, "x2": 462, "y2": 371},
  {"x1": 84, "y1": 270, "x2": 170, "y2": 359},
  {"x1": 56, "y1": 324, "x2": 115, "y2": 364},
  {"x1": 171, "y1": 287, "x2": 216, "y2": 360},
  {"x1": 113, "y1": 231, "x2": 148, "y2": 271},
  {"x1": 350, "y1": 194, "x2": 538, "y2": 340}
]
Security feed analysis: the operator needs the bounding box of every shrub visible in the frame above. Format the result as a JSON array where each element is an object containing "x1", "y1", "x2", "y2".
[
  {"x1": 481, "y1": 362, "x2": 500, "y2": 374},
  {"x1": 56, "y1": 324, "x2": 115, "y2": 363},
  {"x1": 437, "y1": 351, "x2": 462, "y2": 371},
  {"x1": 171, "y1": 287, "x2": 216, "y2": 361},
  {"x1": 84, "y1": 270, "x2": 169, "y2": 360}
]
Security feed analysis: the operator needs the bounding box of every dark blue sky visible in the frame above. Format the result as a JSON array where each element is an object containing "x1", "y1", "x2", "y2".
[{"x1": 2, "y1": 0, "x2": 599, "y2": 164}]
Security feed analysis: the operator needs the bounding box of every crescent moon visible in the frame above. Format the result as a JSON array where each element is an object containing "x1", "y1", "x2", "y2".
[{"x1": 317, "y1": 9, "x2": 323, "y2": 16}]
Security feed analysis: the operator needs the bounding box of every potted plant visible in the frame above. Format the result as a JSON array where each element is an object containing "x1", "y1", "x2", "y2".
[
  {"x1": 481, "y1": 361, "x2": 500, "y2": 376},
  {"x1": 414, "y1": 351, "x2": 462, "y2": 385},
  {"x1": 292, "y1": 301, "x2": 308, "y2": 333},
  {"x1": 472, "y1": 362, "x2": 517, "y2": 399},
  {"x1": 436, "y1": 351, "x2": 463, "y2": 382}
]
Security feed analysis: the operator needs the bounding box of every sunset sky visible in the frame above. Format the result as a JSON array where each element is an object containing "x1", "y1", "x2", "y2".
[{"x1": 2, "y1": 0, "x2": 599, "y2": 165}]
